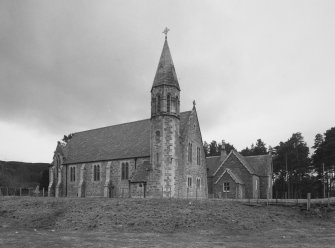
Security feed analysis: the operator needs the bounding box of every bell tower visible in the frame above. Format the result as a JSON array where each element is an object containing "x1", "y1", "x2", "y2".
[{"x1": 150, "y1": 28, "x2": 180, "y2": 197}]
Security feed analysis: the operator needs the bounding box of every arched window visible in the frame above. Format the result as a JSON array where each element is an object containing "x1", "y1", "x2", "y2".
[
  {"x1": 157, "y1": 95, "x2": 161, "y2": 113},
  {"x1": 121, "y1": 162, "x2": 129, "y2": 180},
  {"x1": 155, "y1": 130, "x2": 160, "y2": 143},
  {"x1": 93, "y1": 164, "x2": 100, "y2": 181},
  {"x1": 175, "y1": 96, "x2": 179, "y2": 114},
  {"x1": 167, "y1": 94, "x2": 171, "y2": 113},
  {"x1": 152, "y1": 97, "x2": 156, "y2": 115},
  {"x1": 70, "y1": 166, "x2": 76, "y2": 182},
  {"x1": 188, "y1": 142, "x2": 192, "y2": 162}
]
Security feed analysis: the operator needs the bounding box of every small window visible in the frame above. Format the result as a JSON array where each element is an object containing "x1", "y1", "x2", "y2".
[
  {"x1": 223, "y1": 182, "x2": 230, "y2": 192},
  {"x1": 255, "y1": 179, "x2": 258, "y2": 190},
  {"x1": 196, "y1": 177, "x2": 201, "y2": 188},
  {"x1": 152, "y1": 98, "x2": 156, "y2": 115},
  {"x1": 155, "y1": 130, "x2": 160, "y2": 143},
  {"x1": 188, "y1": 142, "x2": 193, "y2": 163},
  {"x1": 156, "y1": 152, "x2": 160, "y2": 166},
  {"x1": 121, "y1": 162, "x2": 129, "y2": 180},
  {"x1": 196, "y1": 147, "x2": 201, "y2": 165},
  {"x1": 93, "y1": 164, "x2": 100, "y2": 181},
  {"x1": 187, "y1": 176, "x2": 192, "y2": 188},
  {"x1": 157, "y1": 95, "x2": 161, "y2": 113},
  {"x1": 70, "y1": 166, "x2": 76, "y2": 182},
  {"x1": 167, "y1": 94, "x2": 171, "y2": 113}
]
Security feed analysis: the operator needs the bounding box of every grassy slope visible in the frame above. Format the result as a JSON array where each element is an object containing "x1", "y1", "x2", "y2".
[
  {"x1": 0, "y1": 161, "x2": 49, "y2": 188},
  {"x1": 0, "y1": 197, "x2": 334, "y2": 234}
]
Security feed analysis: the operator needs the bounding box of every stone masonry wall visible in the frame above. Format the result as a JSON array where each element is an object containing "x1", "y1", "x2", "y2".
[
  {"x1": 179, "y1": 110, "x2": 208, "y2": 199},
  {"x1": 213, "y1": 154, "x2": 254, "y2": 199},
  {"x1": 213, "y1": 173, "x2": 237, "y2": 198},
  {"x1": 64, "y1": 157, "x2": 150, "y2": 197}
]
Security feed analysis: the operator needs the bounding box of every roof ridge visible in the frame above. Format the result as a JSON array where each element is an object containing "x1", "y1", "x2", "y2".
[
  {"x1": 73, "y1": 118, "x2": 150, "y2": 135},
  {"x1": 72, "y1": 110, "x2": 192, "y2": 136}
]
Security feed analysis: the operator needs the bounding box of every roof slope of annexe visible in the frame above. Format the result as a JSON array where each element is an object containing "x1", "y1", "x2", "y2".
[
  {"x1": 213, "y1": 150, "x2": 255, "y2": 176},
  {"x1": 214, "y1": 168, "x2": 244, "y2": 185}
]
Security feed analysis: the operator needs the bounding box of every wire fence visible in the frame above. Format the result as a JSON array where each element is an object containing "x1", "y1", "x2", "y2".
[{"x1": 0, "y1": 187, "x2": 48, "y2": 197}]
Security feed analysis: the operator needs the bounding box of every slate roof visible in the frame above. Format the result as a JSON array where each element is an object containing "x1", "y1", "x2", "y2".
[
  {"x1": 152, "y1": 38, "x2": 180, "y2": 90},
  {"x1": 215, "y1": 168, "x2": 244, "y2": 185},
  {"x1": 244, "y1": 154, "x2": 272, "y2": 176},
  {"x1": 208, "y1": 151, "x2": 272, "y2": 177},
  {"x1": 206, "y1": 156, "x2": 220, "y2": 177},
  {"x1": 63, "y1": 111, "x2": 191, "y2": 165},
  {"x1": 180, "y1": 110, "x2": 192, "y2": 137},
  {"x1": 231, "y1": 150, "x2": 255, "y2": 174},
  {"x1": 130, "y1": 161, "x2": 152, "y2": 183}
]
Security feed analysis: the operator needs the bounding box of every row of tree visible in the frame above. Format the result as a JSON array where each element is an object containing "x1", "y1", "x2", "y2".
[{"x1": 203, "y1": 127, "x2": 335, "y2": 199}]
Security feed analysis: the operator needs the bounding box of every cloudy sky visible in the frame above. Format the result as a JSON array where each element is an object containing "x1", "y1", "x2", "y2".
[{"x1": 0, "y1": 0, "x2": 334, "y2": 163}]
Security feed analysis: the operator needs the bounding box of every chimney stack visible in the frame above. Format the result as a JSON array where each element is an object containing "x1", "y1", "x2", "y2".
[{"x1": 220, "y1": 140, "x2": 227, "y2": 162}]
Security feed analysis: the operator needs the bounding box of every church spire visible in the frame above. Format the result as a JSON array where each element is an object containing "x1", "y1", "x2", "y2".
[{"x1": 152, "y1": 29, "x2": 180, "y2": 91}]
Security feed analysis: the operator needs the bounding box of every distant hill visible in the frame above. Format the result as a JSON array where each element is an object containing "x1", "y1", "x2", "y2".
[{"x1": 0, "y1": 161, "x2": 50, "y2": 189}]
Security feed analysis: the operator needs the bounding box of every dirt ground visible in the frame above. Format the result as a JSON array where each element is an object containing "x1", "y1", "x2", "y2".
[{"x1": 1, "y1": 197, "x2": 335, "y2": 247}]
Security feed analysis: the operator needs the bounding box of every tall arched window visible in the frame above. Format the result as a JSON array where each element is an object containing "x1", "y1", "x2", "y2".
[
  {"x1": 121, "y1": 162, "x2": 129, "y2": 180},
  {"x1": 93, "y1": 164, "x2": 100, "y2": 181},
  {"x1": 175, "y1": 96, "x2": 179, "y2": 114},
  {"x1": 157, "y1": 95, "x2": 161, "y2": 113},
  {"x1": 167, "y1": 94, "x2": 171, "y2": 113},
  {"x1": 152, "y1": 97, "x2": 156, "y2": 115}
]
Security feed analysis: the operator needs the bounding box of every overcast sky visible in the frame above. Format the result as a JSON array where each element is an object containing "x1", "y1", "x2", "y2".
[{"x1": 0, "y1": 0, "x2": 334, "y2": 163}]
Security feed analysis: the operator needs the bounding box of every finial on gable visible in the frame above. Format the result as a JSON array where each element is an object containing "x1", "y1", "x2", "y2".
[{"x1": 193, "y1": 100, "x2": 196, "y2": 109}]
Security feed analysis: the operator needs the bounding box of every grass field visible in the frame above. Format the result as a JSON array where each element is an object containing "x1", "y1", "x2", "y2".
[{"x1": 1, "y1": 197, "x2": 335, "y2": 247}]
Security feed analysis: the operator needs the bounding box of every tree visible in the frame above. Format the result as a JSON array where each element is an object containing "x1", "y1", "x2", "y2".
[
  {"x1": 272, "y1": 132, "x2": 311, "y2": 198},
  {"x1": 203, "y1": 141, "x2": 209, "y2": 157},
  {"x1": 312, "y1": 127, "x2": 335, "y2": 197},
  {"x1": 240, "y1": 139, "x2": 268, "y2": 156},
  {"x1": 204, "y1": 140, "x2": 236, "y2": 157},
  {"x1": 209, "y1": 140, "x2": 219, "y2": 156}
]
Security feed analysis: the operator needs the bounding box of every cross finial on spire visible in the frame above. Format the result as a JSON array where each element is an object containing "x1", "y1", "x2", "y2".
[
  {"x1": 193, "y1": 100, "x2": 196, "y2": 109},
  {"x1": 163, "y1": 27, "x2": 170, "y2": 39}
]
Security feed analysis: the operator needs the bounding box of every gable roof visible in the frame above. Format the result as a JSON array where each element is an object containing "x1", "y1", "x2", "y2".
[
  {"x1": 206, "y1": 156, "x2": 220, "y2": 177},
  {"x1": 213, "y1": 150, "x2": 255, "y2": 176},
  {"x1": 244, "y1": 154, "x2": 272, "y2": 176},
  {"x1": 62, "y1": 111, "x2": 191, "y2": 165},
  {"x1": 130, "y1": 161, "x2": 152, "y2": 183},
  {"x1": 152, "y1": 38, "x2": 180, "y2": 91},
  {"x1": 231, "y1": 150, "x2": 255, "y2": 174},
  {"x1": 214, "y1": 168, "x2": 244, "y2": 185}
]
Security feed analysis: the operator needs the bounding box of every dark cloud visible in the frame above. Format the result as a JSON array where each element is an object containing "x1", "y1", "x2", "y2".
[{"x1": 0, "y1": 1, "x2": 335, "y2": 162}]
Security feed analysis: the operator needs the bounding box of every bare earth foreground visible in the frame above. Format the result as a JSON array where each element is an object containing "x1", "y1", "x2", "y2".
[{"x1": 0, "y1": 197, "x2": 335, "y2": 248}]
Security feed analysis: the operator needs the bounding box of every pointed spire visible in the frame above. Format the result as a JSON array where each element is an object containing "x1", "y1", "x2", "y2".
[{"x1": 152, "y1": 32, "x2": 180, "y2": 91}]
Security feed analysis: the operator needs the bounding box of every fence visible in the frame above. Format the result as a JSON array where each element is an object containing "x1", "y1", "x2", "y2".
[
  {"x1": 209, "y1": 196, "x2": 335, "y2": 209},
  {"x1": 0, "y1": 187, "x2": 47, "y2": 197}
]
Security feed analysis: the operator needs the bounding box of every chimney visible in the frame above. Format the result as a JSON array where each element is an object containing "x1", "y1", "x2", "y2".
[{"x1": 220, "y1": 140, "x2": 227, "y2": 162}]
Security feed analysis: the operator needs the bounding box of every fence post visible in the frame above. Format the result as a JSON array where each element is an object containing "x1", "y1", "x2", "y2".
[
  {"x1": 43, "y1": 188, "x2": 45, "y2": 197},
  {"x1": 307, "y1": 193, "x2": 311, "y2": 211}
]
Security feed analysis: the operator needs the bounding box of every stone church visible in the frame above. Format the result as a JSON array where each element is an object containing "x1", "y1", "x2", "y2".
[{"x1": 48, "y1": 34, "x2": 208, "y2": 198}]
